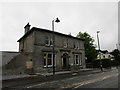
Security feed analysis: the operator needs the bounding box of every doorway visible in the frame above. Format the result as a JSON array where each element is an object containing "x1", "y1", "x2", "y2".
[{"x1": 62, "y1": 53, "x2": 69, "y2": 69}]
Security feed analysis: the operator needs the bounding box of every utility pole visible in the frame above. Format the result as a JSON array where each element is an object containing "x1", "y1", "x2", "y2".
[
  {"x1": 52, "y1": 18, "x2": 60, "y2": 75},
  {"x1": 97, "y1": 31, "x2": 103, "y2": 71}
]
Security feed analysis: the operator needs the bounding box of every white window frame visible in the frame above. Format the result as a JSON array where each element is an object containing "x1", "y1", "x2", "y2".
[
  {"x1": 43, "y1": 53, "x2": 56, "y2": 67},
  {"x1": 74, "y1": 54, "x2": 81, "y2": 65}
]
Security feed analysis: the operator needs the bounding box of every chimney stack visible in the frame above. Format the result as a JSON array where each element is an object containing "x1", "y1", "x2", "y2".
[{"x1": 24, "y1": 23, "x2": 31, "y2": 33}]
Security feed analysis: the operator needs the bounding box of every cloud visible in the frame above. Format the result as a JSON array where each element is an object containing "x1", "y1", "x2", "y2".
[{"x1": 1, "y1": 2, "x2": 118, "y2": 52}]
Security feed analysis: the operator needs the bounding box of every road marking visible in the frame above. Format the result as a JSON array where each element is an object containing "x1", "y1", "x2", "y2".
[
  {"x1": 72, "y1": 73, "x2": 118, "y2": 90},
  {"x1": 87, "y1": 74, "x2": 93, "y2": 76},
  {"x1": 26, "y1": 71, "x2": 118, "y2": 89},
  {"x1": 27, "y1": 76, "x2": 76, "y2": 88},
  {"x1": 27, "y1": 82, "x2": 47, "y2": 88}
]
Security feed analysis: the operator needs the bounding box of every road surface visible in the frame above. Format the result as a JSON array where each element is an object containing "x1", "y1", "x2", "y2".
[{"x1": 2, "y1": 68, "x2": 119, "y2": 90}]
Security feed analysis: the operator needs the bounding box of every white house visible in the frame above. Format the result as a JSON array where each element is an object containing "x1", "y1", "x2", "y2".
[{"x1": 97, "y1": 51, "x2": 114, "y2": 60}]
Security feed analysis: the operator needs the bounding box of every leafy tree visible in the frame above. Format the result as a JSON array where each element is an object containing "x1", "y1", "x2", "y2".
[
  {"x1": 110, "y1": 49, "x2": 120, "y2": 64},
  {"x1": 77, "y1": 32, "x2": 98, "y2": 63}
]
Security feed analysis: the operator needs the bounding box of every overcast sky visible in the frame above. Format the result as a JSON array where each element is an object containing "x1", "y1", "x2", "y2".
[{"x1": 0, "y1": 1, "x2": 119, "y2": 52}]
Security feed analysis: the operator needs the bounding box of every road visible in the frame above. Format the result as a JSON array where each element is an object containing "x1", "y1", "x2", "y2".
[
  {"x1": 2, "y1": 68, "x2": 119, "y2": 90},
  {"x1": 73, "y1": 72, "x2": 118, "y2": 89}
]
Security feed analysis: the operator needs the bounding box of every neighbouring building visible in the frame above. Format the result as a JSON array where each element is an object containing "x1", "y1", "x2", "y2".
[
  {"x1": 97, "y1": 50, "x2": 114, "y2": 60},
  {"x1": 17, "y1": 23, "x2": 86, "y2": 73}
]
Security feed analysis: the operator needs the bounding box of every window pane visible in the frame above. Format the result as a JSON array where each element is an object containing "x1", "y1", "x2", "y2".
[
  {"x1": 50, "y1": 38, "x2": 53, "y2": 46},
  {"x1": 47, "y1": 59, "x2": 52, "y2": 65},
  {"x1": 47, "y1": 54, "x2": 52, "y2": 65},
  {"x1": 43, "y1": 53, "x2": 46, "y2": 58},
  {"x1": 48, "y1": 54, "x2": 52, "y2": 58},
  {"x1": 45, "y1": 36, "x2": 49, "y2": 45},
  {"x1": 43, "y1": 53, "x2": 46, "y2": 66},
  {"x1": 74, "y1": 55, "x2": 79, "y2": 65},
  {"x1": 74, "y1": 44, "x2": 76, "y2": 48},
  {"x1": 44, "y1": 58, "x2": 46, "y2": 66},
  {"x1": 79, "y1": 57, "x2": 81, "y2": 65},
  {"x1": 76, "y1": 55, "x2": 78, "y2": 64}
]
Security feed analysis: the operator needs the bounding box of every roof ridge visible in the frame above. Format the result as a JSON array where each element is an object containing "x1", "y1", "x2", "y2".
[{"x1": 18, "y1": 27, "x2": 85, "y2": 42}]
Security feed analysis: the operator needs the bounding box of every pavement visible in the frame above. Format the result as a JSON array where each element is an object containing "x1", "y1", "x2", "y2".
[
  {"x1": 1, "y1": 68, "x2": 106, "y2": 81},
  {"x1": 2, "y1": 74, "x2": 38, "y2": 81}
]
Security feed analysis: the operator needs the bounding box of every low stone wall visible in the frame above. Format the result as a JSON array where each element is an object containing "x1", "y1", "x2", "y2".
[
  {"x1": 1, "y1": 51, "x2": 20, "y2": 66},
  {"x1": 2, "y1": 53, "x2": 31, "y2": 75}
]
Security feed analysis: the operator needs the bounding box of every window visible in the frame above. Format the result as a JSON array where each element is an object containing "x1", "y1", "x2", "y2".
[
  {"x1": 74, "y1": 42, "x2": 79, "y2": 49},
  {"x1": 43, "y1": 54, "x2": 47, "y2": 66},
  {"x1": 64, "y1": 41, "x2": 68, "y2": 48},
  {"x1": 45, "y1": 36, "x2": 53, "y2": 46},
  {"x1": 74, "y1": 54, "x2": 79, "y2": 65},
  {"x1": 103, "y1": 55, "x2": 105, "y2": 59},
  {"x1": 73, "y1": 44, "x2": 76, "y2": 49},
  {"x1": 47, "y1": 54, "x2": 52, "y2": 65},
  {"x1": 76, "y1": 42, "x2": 79, "y2": 49},
  {"x1": 50, "y1": 38, "x2": 53, "y2": 46},
  {"x1": 74, "y1": 54, "x2": 81, "y2": 65},
  {"x1": 45, "y1": 36, "x2": 49, "y2": 46},
  {"x1": 43, "y1": 53, "x2": 56, "y2": 67}
]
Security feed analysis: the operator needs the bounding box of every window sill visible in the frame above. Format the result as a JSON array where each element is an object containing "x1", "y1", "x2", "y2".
[
  {"x1": 45, "y1": 45, "x2": 53, "y2": 47},
  {"x1": 43, "y1": 65, "x2": 53, "y2": 68}
]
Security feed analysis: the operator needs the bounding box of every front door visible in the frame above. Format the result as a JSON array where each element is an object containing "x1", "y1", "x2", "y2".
[{"x1": 62, "y1": 53, "x2": 69, "y2": 69}]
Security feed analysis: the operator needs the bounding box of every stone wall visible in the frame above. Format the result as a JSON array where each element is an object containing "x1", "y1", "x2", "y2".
[
  {"x1": 31, "y1": 29, "x2": 85, "y2": 73},
  {"x1": 1, "y1": 51, "x2": 20, "y2": 67},
  {"x1": 2, "y1": 52, "x2": 34, "y2": 75}
]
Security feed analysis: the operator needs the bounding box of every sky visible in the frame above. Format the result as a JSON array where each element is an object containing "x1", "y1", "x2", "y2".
[{"x1": 0, "y1": 0, "x2": 119, "y2": 52}]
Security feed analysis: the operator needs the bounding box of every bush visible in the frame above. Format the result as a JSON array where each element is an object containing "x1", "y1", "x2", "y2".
[{"x1": 93, "y1": 59, "x2": 111, "y2": 68}]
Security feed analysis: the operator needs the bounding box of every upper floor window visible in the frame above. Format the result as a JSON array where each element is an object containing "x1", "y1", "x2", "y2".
[
  {"x1": 74, "y1": 42, "x2": 79, "y2": 49},
  {"x1": 64, "y1": 41, "x2": 68, "y2": 48},
  {"x1": 45, "y1": 36, "x2": 53, "y2": 46}
]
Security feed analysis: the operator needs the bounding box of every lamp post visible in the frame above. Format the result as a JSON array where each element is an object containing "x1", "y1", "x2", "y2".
[
  {"x1": 52, "y1": 18, "x2": 60, "y2": 75},
  {"x1": 97, "y1": 31, "x2": 103, "y2": 71}
]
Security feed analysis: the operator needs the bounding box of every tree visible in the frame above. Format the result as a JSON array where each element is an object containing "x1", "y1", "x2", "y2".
[
  {"x1": 77, "y1": 32, "x2": 98, "y2": 63},
  {"x1": 110, "y1": 49, "x2": 120, "y2": 64}
]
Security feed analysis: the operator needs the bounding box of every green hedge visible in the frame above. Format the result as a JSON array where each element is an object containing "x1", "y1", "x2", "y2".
[
  {"x1": 93, "y1": 59, "x2": 111, "y2": 68},
  {"x1": 93, "y1": 59, "x2": 119, "y2": 68},
  {"x1": 86, "y1": 59, "x2": 119, "y2": 68}
]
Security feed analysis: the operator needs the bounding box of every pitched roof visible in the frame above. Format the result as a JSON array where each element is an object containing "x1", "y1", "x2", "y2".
[{"x1": 17, "y1": 27, "x2": 84, "y2": 42}]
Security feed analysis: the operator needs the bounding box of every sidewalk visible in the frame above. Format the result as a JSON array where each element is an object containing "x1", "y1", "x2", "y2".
[
  {"x1": 2, "y1": 74, "x2": 38, "y2": 81},
  {"x1": 1, "y1": 68, "x2": 103, "y2": 81}
]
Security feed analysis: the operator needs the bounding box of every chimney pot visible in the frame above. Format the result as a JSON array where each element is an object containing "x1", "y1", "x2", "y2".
[{"x1": 24, "y1": 22, "x2": 31, "y2": 33}]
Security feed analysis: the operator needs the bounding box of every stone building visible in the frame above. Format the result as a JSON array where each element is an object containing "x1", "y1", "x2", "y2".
[{"x1": 17, "y1": 23, "x2": 86, "y2": 73}]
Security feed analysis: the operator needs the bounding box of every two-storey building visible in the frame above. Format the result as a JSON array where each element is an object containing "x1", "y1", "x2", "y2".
[{"x1": 17, "y1": 23, "x2": 86, "y2": 73}]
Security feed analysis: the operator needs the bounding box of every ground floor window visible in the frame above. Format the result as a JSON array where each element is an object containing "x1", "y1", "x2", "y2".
[
  {"x1": 43, "y1": 53, "x2": 56, "y2": 67},
  {"x1": 74, "y1": 54, "x2": 82, "y2": 65}
]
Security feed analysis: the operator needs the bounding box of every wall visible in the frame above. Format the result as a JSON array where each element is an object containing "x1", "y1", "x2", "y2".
[
  {"x1": 19, "y1": 32, "x2": 34, "y2": 52},
  {"x1": 32, "y1": 29, "x2": 85, "y2": 72},
  {"x1": 1, "y1": 51, "x2": 20, "y2": 67}
]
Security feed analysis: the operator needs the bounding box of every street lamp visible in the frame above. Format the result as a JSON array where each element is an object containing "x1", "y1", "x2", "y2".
[
  {"x1": 52, "y1": 18, "x2": 60, "y2": 75},
  {"x1": 97, "y1": 31, "x2": 103, "y2": 71}
]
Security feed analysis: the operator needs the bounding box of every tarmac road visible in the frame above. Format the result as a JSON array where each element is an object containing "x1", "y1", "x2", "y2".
[
  {"x1": 2, "y1": 68, "x2": 119, "y2": 90},
  {"x1": 72, "y1": 72, "x2": 118, "y2": 89}
]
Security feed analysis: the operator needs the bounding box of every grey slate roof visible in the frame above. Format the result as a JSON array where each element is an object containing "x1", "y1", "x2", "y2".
[{"x1": 17, "y1": 27, "x2": 84, "y2": 42}]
